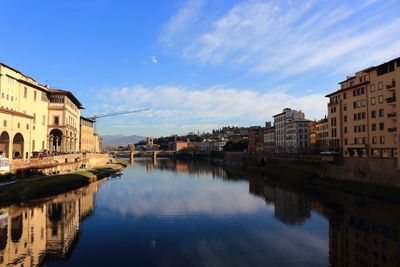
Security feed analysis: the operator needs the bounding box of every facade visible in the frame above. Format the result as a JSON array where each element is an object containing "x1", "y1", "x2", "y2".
[
  {"x1": 48, "y1": 90, "x2": 83, "y2": 153},
  {"x1": 315, "y1": 118, "x2": 329, "y2": 153},
  {"x1": 273, "y1": 108, "x2": 305, "y2": 154},
  {"x1": 94, "y1": 134, "x2": 102, "y2": 153},
  {"x1": 210, "y1": 139, "x2": 227, "y2": 152},
  {"x1": 326, "y1": 57, "x2": 400, "y2": 163},
  {"x1": 285, "y1": 120, "x2": 311, "y2": 154},
  {"x1": 79, "y1": 117, "x2": 96, "y2": 152},
  {"x1": 264, "y1": 126, "x2": 275, "y2": 153},
  {"x1": 309, "y1": 121, "x2": 317, "y2": 154},
  {"x1": 248, "y1": 128, "x2": 264, "y2": 152},
  {"x1": 0, "y1": 63, "x2": 49, "y2": 159},
  {"x1": 170, "y1": 141, "x2": 189, "y2": 151}
]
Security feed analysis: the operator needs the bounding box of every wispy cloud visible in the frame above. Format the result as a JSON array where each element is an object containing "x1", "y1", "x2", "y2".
[
  {"x1": 95, "y1": 84, "x2": 326, "y2": 135},
  {"x1": 150, "y1": 56, "x2": 158, "y2": 64},
  {"x1": 163, "y1": 0, "x2": 399, "y2": 76}
]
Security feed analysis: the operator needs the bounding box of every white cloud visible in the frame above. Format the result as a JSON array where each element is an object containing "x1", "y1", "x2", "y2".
[
  {"x1": 159, "y1": 0, "x2": 205, "y2": 46},
  {"x1": 162, "y1": 0, "x2": 399, "y2": 76},
  {"x1": 106, "y1": 84, "x2": 327, "y2": 125},
  {"x1": 150, "y1": 56, "x2": 158, "y2": 64}
]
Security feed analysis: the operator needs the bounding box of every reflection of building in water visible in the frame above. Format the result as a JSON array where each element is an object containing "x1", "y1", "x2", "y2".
[
  {"x1": 249, "y1": 178, "x2": 311, "y2": 225},
  {"x1": 0, "y1": 180, "x2": 101, "y2": 266},
  {"x1": 327, "y1": 193, "x2": 400, "y2": 267}
]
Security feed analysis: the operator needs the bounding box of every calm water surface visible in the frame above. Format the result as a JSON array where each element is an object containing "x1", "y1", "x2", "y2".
[{"x1": 0, "y1": 158, "x2": 399, "y2": 266}]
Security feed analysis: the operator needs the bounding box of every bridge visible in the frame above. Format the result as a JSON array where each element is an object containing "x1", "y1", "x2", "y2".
[{"x1": 110, "y1": 150, "x2": 201, "y2": 163}]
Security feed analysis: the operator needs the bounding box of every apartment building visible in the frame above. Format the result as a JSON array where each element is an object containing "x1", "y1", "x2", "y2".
[
  {"x1": 80, "y1": 116, "x2": 96, "y2": 152},
  {"x1": 285, "y1": 120, "x2": 311, "y2": 154},
  {"x1": 248, "y1": 128, "x2": 265, "y2": 152},
  {"x1": 315, "y1": 118, "x2": 329, "y2": 153},
  {"x1": 0, "y1": 63, "x2": 49, "y2": 159},
  {"x1": 264, "y1": 126, "x2": 275, "y2": 154},
  {"x1": 273, "y1": 108, "x2": 305, "y2": 154},
  {"x1": 48, "y1": 89, "x2": 83, "y2": 152},
  {"x1": 326, "y1": 57, "x2": 400, "y2": 161}
]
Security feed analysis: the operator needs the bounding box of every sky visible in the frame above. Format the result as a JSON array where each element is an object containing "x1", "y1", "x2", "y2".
[{"x1": 1, "y1": 0, "x2": 399, "y2": 137}]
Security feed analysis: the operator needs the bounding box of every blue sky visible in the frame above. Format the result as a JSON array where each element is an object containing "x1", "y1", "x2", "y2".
[{"x1": 1, "y1": 0, "x2": 399, "y2": 137}]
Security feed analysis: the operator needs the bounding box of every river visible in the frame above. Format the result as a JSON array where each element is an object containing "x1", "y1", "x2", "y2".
[{"x1": 0, "y1": 158, "x2": 399, "y2": 266}]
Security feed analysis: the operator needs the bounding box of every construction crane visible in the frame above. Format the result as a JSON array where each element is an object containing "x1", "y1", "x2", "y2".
[
  {"x1": 88, "y1": 108, "x2": 149, "y2": 120},
  {"x1": 87, "y1": 108, "x2": 149, "y2": 132}
]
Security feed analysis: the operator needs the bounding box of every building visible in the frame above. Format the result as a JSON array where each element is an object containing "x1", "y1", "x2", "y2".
[
  {"x1": 94, "y1": 134, "x2": 102, "y2": 153},
  {"x1": 170, "y1": 141, "x2": 189, "y2": 151},
  {"x1": 48, "y1": 89, "x2": 83, "y2": 153},
  {"x1": 326, "y1": 57, "x2": 400, "y2": 162},
  {"x1": 315, "y1": 118, "x2": 329, "y2": 153},
  {"x1": 309, "y1": 121, "x2": 317, "y2": 154},
  {"x1": 210, "y1": 139, "x2": 226, "y2": 152},
  {"x1": 273, "y1": 108, "x2": 305, "y2": 154},
  {"x1": 248, "y1": 128, "x2": 265, "y2": 152},
  {"x1": 285, "y1": 120, "x2": 311, "y2": 154},
  {"x1": 264, "y1": 126, "x2": 275, "y2": 154},
  {"x1": 0, "y1": 63, "x2": 49, "y2": 159},
  {"x1": 79, "y1": 116, "x2": 95, "y2": 152}
]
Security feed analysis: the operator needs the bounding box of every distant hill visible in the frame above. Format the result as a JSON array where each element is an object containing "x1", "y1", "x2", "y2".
[{"x1": 101, "y1": 135, "x2": 146, "y2": 146}]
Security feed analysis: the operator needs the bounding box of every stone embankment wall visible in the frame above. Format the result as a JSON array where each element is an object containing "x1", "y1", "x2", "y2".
[
  {"x1": 220, "y1": 152, "x2": 400, "y2": 188},
  {"x1": 11, "y1": 153, "x2": 110, "y2": 175}
]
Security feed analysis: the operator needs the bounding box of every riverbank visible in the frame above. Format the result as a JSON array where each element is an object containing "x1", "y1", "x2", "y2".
[
  {"x1": 0, "y1": 162, "x2": 126, "y2": 206},
  {"x1": 208, "y1": 154, "x2": 400, "y2": 203}
]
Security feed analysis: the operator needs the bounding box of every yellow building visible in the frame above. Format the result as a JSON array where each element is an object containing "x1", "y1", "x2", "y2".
[
  {"x1": 0, "y1": 63, "x2": 49, "y2": 159},
  {"x1": 79, "y1": 116, "x2": 95, "y2": 152},
  {"x1": 315, "y1": 118, "x2": 329, "y2": 153},
  {"x1": 48, "y1": 89, "x2": 83, "y2": 152},
  {"x1": 326, "y1": 57, "x2": 400, "y2": 161}
]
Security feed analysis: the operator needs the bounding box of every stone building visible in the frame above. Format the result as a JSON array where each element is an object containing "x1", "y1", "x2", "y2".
[
  {"x1": 0, "y1": 63, "x2": 49, "y2": 159},
  {"x1": 285, "y1": 120, "x2": 311, "y2": 154},
  {"x1": 326, "y1": 57, "x2": 400, "y2": 164},
  {"x1": 273, "y1": 108, "x2": 305, "y2": 154},
  {"x1": 79, "y1": 116, "x2": 96, "y2": 152},
  {"x1": 48, "y1": 89, "x2": 83, "y2": 153}
]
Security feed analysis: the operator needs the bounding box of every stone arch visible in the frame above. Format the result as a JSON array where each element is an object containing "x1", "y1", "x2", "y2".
[
  {"x1": 49, "y1": 129, "x2": 63, "y2": 152},
  {"x1": 12, "y1": 133, "x2": 24, "y2": 159},
  {"x1": 0, "y1": 131, "x2": 10, "y2": 158}
]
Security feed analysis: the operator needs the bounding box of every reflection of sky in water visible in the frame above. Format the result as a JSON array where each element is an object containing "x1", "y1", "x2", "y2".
[{"x1": 49, "y1": 161, "x2": 329, "y2": 267}]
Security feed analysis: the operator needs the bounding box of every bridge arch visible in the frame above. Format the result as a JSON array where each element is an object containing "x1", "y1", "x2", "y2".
[
  {"x1": 12, "y1": 133, "x2": 24, "y2": 159},
  {"x1": 0, "y1": 131, "x2": 10, "y2": 158}
]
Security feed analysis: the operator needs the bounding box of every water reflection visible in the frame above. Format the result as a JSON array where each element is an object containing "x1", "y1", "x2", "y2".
[
  {"x1": 0, "y1": 159, "x2": 399, "y2": 266},
  {"x1": 0, "y1": 180, "x2": 103, "y2": 266}
]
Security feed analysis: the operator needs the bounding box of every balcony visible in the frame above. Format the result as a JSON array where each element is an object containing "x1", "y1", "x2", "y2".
[
  {"x1": 388, "y1": 112, "x2": 397, "y2": 118},
  {"x1": 387, "y1": 82, "x2": 396, "y2": 90},
  {"x1": 386, "y1": 96, "x2": 396, "y2": 103},
  {"x1": 388, "y1": 127, "x2": 397, "y2": 132}
]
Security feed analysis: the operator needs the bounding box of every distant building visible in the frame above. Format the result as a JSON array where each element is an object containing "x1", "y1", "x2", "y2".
[
  {"x1": 127, "y1": 143, "x2": 135, "y2": 151},
  {"x1": 147, "y1": 137, "x2": 154, "y2": 146},
  {"x1": 309, "y1": 121, "x2": 317, "y2": 154},
  {"x1": 79, "y1": 116, "x2": 95, "y2": 152},
  {"x1": 285, "y1": 120, "x2": 311, "y2": 154},
  {"x1": 315, "y1": 118, "x2": 329, "y2": 153},
  {"x1": 94, "y1": 134, "x2": 102, "y2": 153},
  {"x1": 264, "y1": 126, "x2": 275, "y2": 154},
  {"x1": 170, "y1": 141, "x2": 189, "y2": 151},
  {"x1": 210, "y1": 139, "x2": 226, "y2": 152},
  {"x1": 273, "y1": 108, "x2": 305, "y2": 154},
  {"x1": 248, "y1": 128, "x2": 265, "y2": 152}
]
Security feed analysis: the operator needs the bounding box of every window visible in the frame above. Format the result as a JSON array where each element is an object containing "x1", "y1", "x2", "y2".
[
  {"x1": 26, "y1": 124, "x2": 29, "y2": 130},
  {"x1": 353, "y1": 90, "x2": 356, "y2": 96},
  {"x1": 371, "y1": 110, "x2": 376, "y2": 118},
  {"x1": 344, "y1": 127, "x2": 347, "y2": 133},
  {"x1": 344, "y1": 105, "x2": 347, "y2": 111},
  {"x1": 354, "y1": 114, "x2": 357, "y2": 120},
  {"x1": 378, "y1": 95, "x2": 383, "y2": 103},
  {"x1": 379, "y1": 122, "x2": 384, "y2": 130},
  {"x1": 379, "y1": 109, "x2": 384, "y2": 117},
  {"x1": 24, "y1": 87, "x2": 27, "y2": 98},
  {"x1": 32, "y1": 140, "x2": 35, "y2": 150},
  {"x1": 380, "y1": 136, "x2": 385, "y2": 144},
  {"x1": 34, "y1": 91, "x2": 37, "y2": 101},
  {"x1": 344, "y1": 138, "x2": 348, "y2": 145},
  {"x1": 343, "y1": 92, "x2": 347, "y2": 99},
  {"x1": 3, "y1": 120, "x2": 7, "y2": 127},
  {"x1": 371, "y1": 97, "x2": 375, "y2": 105},
  {"x1": 54, "y1": 116, "x2": 59, "y2": 125},
  {"x1": 372, "y1": 136, "x2": 377, "y2": 144},
  {"x1": 372, "y1": 123, "x2": 376, "y2": 131},
  {"x1": 378, "y1": 82, "x2": 383, "y2": 90},
  {"x1": 344, "y1": 115, "x2": 347, "y2": 122},
  {"x1": 371, "y1": 148, "x2": 380, "y2": 157},
  {"x1": 361, "y1": 87, "x2": 364, "y2": 94},
  {"x1": 42, "y1": 115, "x2": 46, "y2": 126},
  {"x1": 371, "y1": 84, "x2": 375, "y2": 92},
  {"x1": 33, "y1": 113, "x2": 36, "y2": 124},
  {"x1": 353, "y1": 102, "x2": 357, "y2": 109},
  {"x1": 350, "y1": 81, "x2": 355, "y2": 86}
]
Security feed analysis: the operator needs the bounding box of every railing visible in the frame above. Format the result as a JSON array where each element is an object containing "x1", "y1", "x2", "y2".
[
  {"x1": 388, "y1": 127, "x2": 397, "y2": 132},
  {"x1": 387, "y1": 82, "x2": 396, "y2": 89},
  {"x1": 388, "y1": 112, "x2": 397, "y2": 118},
  {"x1": 386, "y1": 96, "x2": 396, "y2": 103}
]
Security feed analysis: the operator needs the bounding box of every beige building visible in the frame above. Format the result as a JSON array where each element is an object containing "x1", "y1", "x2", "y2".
[
  {"x1": 0, "y1": 63, "x2": 49, "y2": 159},
  {"x1": 326, "y1": 57, "x2": 400, "y2": 162},
  {"x1": 94, "y1": 134, "x2": 102, "y2": 153},
  {"x1": 79, "y1": 116, "x2": 95, "y2": 152},
  {"x1": 315, "y1": 118, "x2": 329, "y2": 153},
  {"x1": 48, "y1": 89, "x2": 83, "y2": 153}
]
